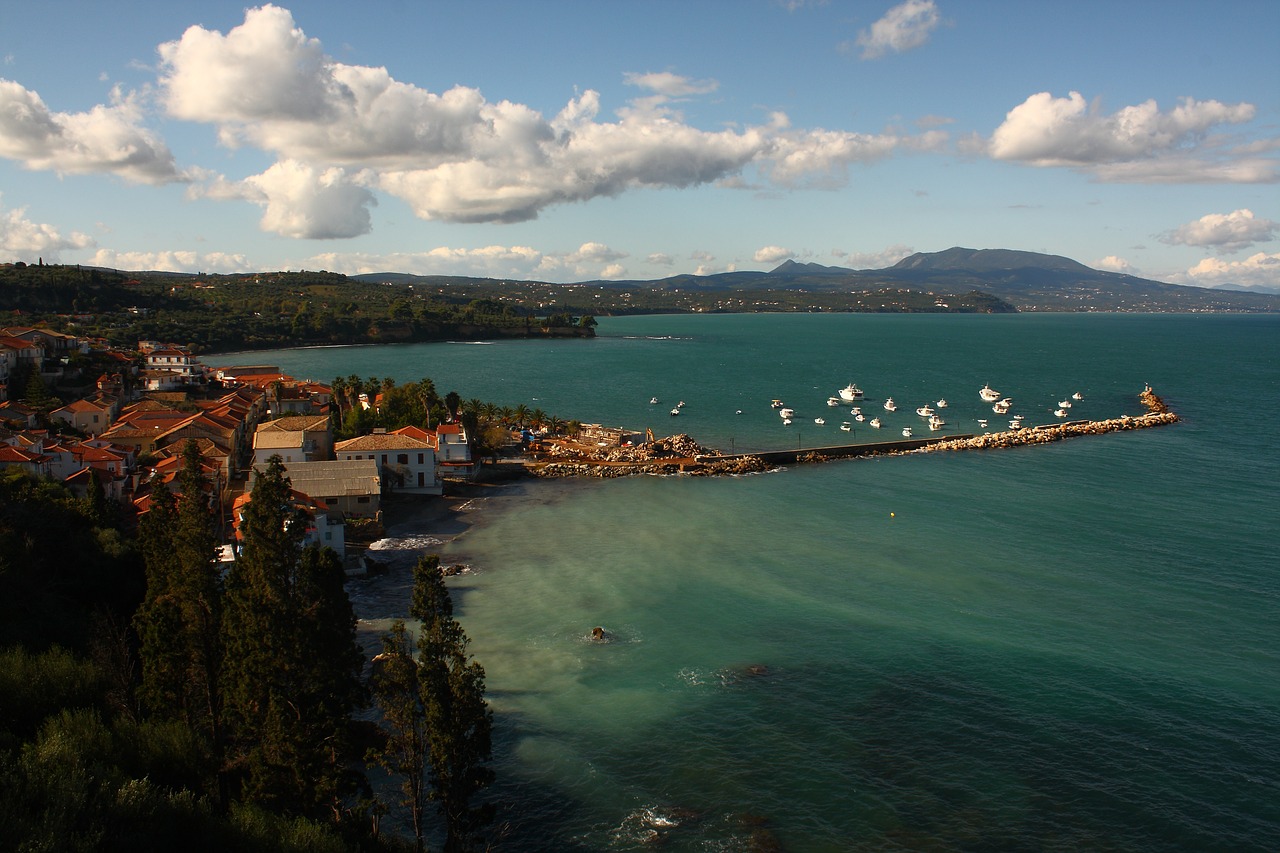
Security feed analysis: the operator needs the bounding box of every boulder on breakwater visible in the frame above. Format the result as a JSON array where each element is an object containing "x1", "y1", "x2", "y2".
[{"x1": 528, "y1": 433, "x2": 772, "y2": 478}]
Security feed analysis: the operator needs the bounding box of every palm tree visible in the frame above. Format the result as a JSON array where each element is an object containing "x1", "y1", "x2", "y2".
[
  {"x1": 546, "y1": 415, "x2": 566, "y2": 437},
  {"x1": 330, "y1": 375, "x2": 348, "y2": 420},
  {"x1": 512, "y1": 404, "x2": 531, "y2": 429},
  {"x1": 530, "y1": 408, "x2": 548, "y2": 431}
]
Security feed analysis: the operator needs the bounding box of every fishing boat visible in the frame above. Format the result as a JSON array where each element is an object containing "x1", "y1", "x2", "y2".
[
  {"x1": 869, "y1": 417, "x2": 881, "y2": 428},
  {"x1": 1054, "y1": 409, "x2": 1067, "y2": 418},
  {"x1": 649, "y1": 397, "x2": 659, "y2": 404},
  {"x1": 902, "y1": 426, "x2": 913, "y2": 437},
  {"x1": 838, "y1": 383, "x2": 865, "y2": 402},
  {"x1": 814, "y1": 417, "x2": 825, "y2": 425},
  {"x1": 827, "y1": 396, "x2": 842, "y2": 407},
  {"x1": 928, "y1": 414, "x2": 946, "y2": 430},
  {"x1": 1072, "y1": 392, "x2": 1084, "y2": 400},
  {"x1": 1058, "y1": 400, "x2": 1071, "y2": 409},
  {"x1": 770, "y1": 399, "x2": 783, "y2": 409},
  {"x1": 840, "y1": 422, "x2": 852, "y2": 432},
  {"x1": 936, "y1": 399, "x2": 948, "y2": 408},
  {"x1": 993, "y1": 398, "x2": 1012, "y2": 415},
  {"x1": 779, "y1": 407, "x2": 795, "y2": 419},
  {"x1": 979, "y1": 385, "x2": 1001, "y2": 402},
  {"x1": 884, "y1": 398, "x2": 897, "y2": 412},
  {"x1": 670, "y1": 408, "x2": 680, "y2": 416},
  {"x1": 916, "y1": 405, "x2": 935, "y2": 417}
]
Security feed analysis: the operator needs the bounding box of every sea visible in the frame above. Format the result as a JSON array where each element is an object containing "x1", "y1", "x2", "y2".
[{"x1": 215, "y1": 313, "x2": 1280, "y2": 851}]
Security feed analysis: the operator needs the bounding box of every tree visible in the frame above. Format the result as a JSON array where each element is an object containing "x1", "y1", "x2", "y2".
[
  {"x1": 411, "y1": 556, "x2": 494, "y2": 853},
  {"x1": 368, "y1": 620, "x2": 429, "y2": 852},
  {"x1": 220, "y1": 457, "x2": 365, "y2": 819}
]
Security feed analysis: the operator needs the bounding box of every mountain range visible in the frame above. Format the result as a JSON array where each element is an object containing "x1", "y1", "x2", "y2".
[{"x1": 357, "y1": 246, "x2": 1278, "y2": 312}]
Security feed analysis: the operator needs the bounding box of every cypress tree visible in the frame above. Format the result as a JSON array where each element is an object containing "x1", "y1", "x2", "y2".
[
  {"x1": 368, "y1": 620, "x2": 429, "y2": 852},
  {"x1": 411, "y1": 555, "x2": 494, "y2": 853},
  {"x1": 220, "y1": 456, "x2": 365, "y2": 819}
]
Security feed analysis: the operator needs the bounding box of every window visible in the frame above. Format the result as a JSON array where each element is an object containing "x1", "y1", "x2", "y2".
[
  {"x1": 325, "y1": 498, "x2": 337, "y2": 505},
  {"x1": 417, "y1": 453, "x2": 424, "y2": 464},
  {"x1": 381, "y1": 454, "x2": 387, "y2": 464},
  {"x1": 398, "y1": 453, "x2": 409, "y2": 464},
  {"x1": 357, "y1": 496, "x2": 370, "y2": 504}
]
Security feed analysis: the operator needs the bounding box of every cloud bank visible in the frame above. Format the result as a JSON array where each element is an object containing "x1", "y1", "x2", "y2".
[{"x1": 1159, "y1": 209, "x2": 1277, "y2": 253}]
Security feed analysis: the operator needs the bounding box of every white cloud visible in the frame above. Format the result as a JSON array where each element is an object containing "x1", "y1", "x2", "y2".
[
  {"x1": 600, "y1": 263, "x2": 627, "y2": 279},
  {"x1": 87, "y1": 249, "x2": 254, "y2": 273},
  {"x1": 0, "y1": 78, "x2": 184, "y2": 184},
  {"x1": 988, "y1": 91, "x2": 1272, "y2": 182},
  {"x1": 0, "y1": 197, "x2": 95, "y2": 261},
  {"x1": 835, "y1": 244, "x2": 914, "y2": 268},
  {"x1": 156, "y1": 5, "x2": 942, "y2": 229},
  {"x1": 754, "y1": 245, "x2": 794, "y2": 264},
  {"x1": 1094, "y1": 255, "x2": 1135, "y2": 273},
  {"x1": 1182, "y1": 252, "x2": 1280, "y2": 289},
  {"x1": 854, "y1": 0, "x2": 941, "y2": 60},
  {"x1": 1159, "y1": 209, "x2": 1278, "y2": 253},
  {"x1": 623, "y1": 72, "x2": 718, "y2": 98},
  {"x1": 647, "y1": 253, "x2": 674, "y2": 266}
]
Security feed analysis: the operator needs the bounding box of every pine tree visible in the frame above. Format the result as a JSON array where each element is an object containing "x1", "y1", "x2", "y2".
[{"x1": 411, "y1": 555, "x2": 494, "y2": 853}]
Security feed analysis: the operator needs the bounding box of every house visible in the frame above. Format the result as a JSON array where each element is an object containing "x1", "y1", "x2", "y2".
[
  {"x1": 51, "y1": 397, "x2": 115, "y2": 435},
  {"x1": 0, "y1": 444, "x2": 50, "y2": 477},
  {"x1": 231, "y1": 488, "x2": 345, "y2": 557},
  {"x1": 280, "y1": 459, "x2": 382, "y2": 519},
  {"x1": 334, "y1": 428, "x2": 442, "y2": 495},
  {"x1": 252, "y1": 415, "x2": 333, "y2": 467},
  {"x1": 434, "y1": 422, "x2": 475, "y2": 480},
  {"x1": 144, "y1": 346, "x2": 202, "y2": 380}
]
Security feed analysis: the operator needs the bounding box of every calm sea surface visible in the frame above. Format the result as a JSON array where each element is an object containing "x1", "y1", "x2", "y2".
[{"x1": 218, "y1": 314, "x2": 1280, "y2": 851}]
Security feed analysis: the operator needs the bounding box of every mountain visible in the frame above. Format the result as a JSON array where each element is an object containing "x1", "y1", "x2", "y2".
[{"x1": 351, "y1": 247, "x2": 1280, "y2": 313}]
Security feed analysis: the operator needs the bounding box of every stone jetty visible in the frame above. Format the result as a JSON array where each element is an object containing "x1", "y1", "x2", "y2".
[
  {"x1": 524, "y1": 389, "x2": 1179, "y2": 478},
  {"x1": 912, "y1": 387, "x2": 1179, "y2": 456}
]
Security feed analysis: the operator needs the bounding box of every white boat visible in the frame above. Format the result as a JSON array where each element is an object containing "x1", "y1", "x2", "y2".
[
  {"x1": 840, "y1": 422, "x2": 852, "y2": 432},
  {"x1": 936, "y1": 399, "x2": 948, "y2": 408},
  {"x1": 735, "y1": 410, "x2": 743, "y2": 415},
  {"x1": 783, "y1": 418, "x2": 792, "y2": 426},
  {"x1": 977, "y1": 418, "x2": 988, "y2": 428},
  {"x1": 1054, "y1": 409, "x2": 1067, "y2": 418},
  {"x1": 916, "y1": 405, "x2": 935, "y2": 417},
  {"x1": 979, "y1": 385, "x2": 1001, "y2": 402},
  {"x1": 770, "y1": 399, "x2": 783, "y2": 409},
  {"x1": 670, "y1": 408, "x2": 680, "y2": 416},
  {"x1": 884, "y1": 398, "x2": 897, "y2": 412},
  {"x1": 928, "y1": 414, "x2": 946, "y2": 430},
  {"x1": 838, "y1": 383, "x2": 865, "y2": 402},
  {"x1": 677, "y1": 400, "x2": 685, "y2": 408},
  {"x1": 1072, "y1": 392, "x2": 1084, "y2": 400},
  {"x1": 854, "y1": 414, "x2": 865, "y2": 422},
  {"x1": 649, "y1": 397, "x2": 659, "y2": 404},
  {"x1": 870, "y1": 417, "x2": 881, "y2": 428},
  {"x1": 827, "y1": 396, "x2": 841, "y2": 407},
  {"x1": 902, "y1": 427, "x2": 913, "y2": 437},
  {"x1": 814, "y1": 417, "x2": 825, "y2": 425},
  {"x1": 850, "y1": 407, "x2": 861, "y2": 415},
  {"x1": 993, "y1": 399, "x2": 1012, "y2": 415},
  {"x1": 779, "y1": 407, "x2": 795, "y2": 419},
  {"x1": 1009, "y1": 416, "x2": 1024, "y2": 429}
]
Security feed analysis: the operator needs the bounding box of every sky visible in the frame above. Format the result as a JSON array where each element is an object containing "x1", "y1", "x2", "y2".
[{"x1": 1, "y1": 0, "x2": 1277, "y2": 290}]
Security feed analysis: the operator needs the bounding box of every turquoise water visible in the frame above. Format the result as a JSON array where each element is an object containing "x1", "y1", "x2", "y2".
[{"x1": 220, "y1": 314, "x2": 1280, "y2": 850}]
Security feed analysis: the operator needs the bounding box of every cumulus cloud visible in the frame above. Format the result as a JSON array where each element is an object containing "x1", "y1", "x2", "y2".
[
  {"x1": 833, "y1": 244, "x2": 914, "y2": 269},
  {"x1": 853, "y1": 0, "x2": 941, "y2": 60},
  {"x1": 0, "y1": 78, "x2": 184, "y2": 184},
  {"x1": 754, "y1": 245, "x2": 794, "y2": 264},
  {"x1": 1159, "y1": 209, "x2": 1278, "y2": 253},
  {"x1": 988, "y1": 91, "x2": 1272, "y2": 182},
  {"x1": 1094, "y1": 255, "x2": 1135, "y2": 273},
  {"x1": 154, "y1": 5, "x2": 941, "y2": 229},
  {"x1": 0, "y1": 197, "x2": 95, "y2": 261},
  {"x1": 308, "y1": 241, "x2": 629, "y2": 280},
  {"x1": 1182, "y1": 252, "x2": 1280, "y2": 289},
  {"x1": 87, "y1": 249, "x2": 254, "y2": 273},
  {"x1": 647, "y1": 252, "x2": 675, "y2": 266}
]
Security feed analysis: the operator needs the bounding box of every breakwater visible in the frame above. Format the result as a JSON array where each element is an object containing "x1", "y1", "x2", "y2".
[{"x1": 524, "y1": 388, "x2": 1180, "y2": 478}]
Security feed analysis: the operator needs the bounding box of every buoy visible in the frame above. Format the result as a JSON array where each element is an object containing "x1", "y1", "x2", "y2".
[{"x1": 890, "y1": 512, "x2": 895, "y2": 518}]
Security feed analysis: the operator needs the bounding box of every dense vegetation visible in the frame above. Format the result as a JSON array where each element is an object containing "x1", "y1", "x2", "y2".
[
  {"x1": 0, "y1": 263, "x2": 595, "y2": 355},
  {"x1": 0, "y1": 446, "x2": 495, "y2": 851}
]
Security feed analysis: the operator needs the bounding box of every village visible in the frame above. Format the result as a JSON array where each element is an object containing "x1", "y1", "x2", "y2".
[{"x1": 0, "y1": 327, "x2": 475, "y2": 572}]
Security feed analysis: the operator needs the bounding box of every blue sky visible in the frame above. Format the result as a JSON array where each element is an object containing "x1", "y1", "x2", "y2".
[{"x1": 1, "y1": 0, "x2": 1277, "y2": 289}]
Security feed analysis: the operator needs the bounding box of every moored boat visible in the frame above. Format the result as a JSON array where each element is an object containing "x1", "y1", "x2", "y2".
[
  {"x1": 869, "y1": 417, "x2": 881, "y2": 428},
  {"x1": 902, "y1": 426, "x2": 913, "y2": 437},
  {"x1": 979, "y1": 385, "x2": 1001, "y2": 402},
  {"x1": 838, "y1": 383, "x2": 864, "y2": 402},
  {"x1": 916, "y1": 405, "x2": 935, "y2": 417},
  {"x1": 884, "y1": 398, "x2": 897, "y2": 412}
]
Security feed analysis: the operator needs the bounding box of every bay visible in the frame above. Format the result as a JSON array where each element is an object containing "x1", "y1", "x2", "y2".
[{"x1": 218, "y1": 313, "x2": 1280, "y2": 851}]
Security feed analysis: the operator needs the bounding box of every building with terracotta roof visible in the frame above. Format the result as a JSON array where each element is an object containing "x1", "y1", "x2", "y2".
[
  {"x1": 334, "y1": 429, "x2": 442, "y2": 495},
  {"x1": 252, "y1": 415, "x2": 333, "y2": 468}
]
